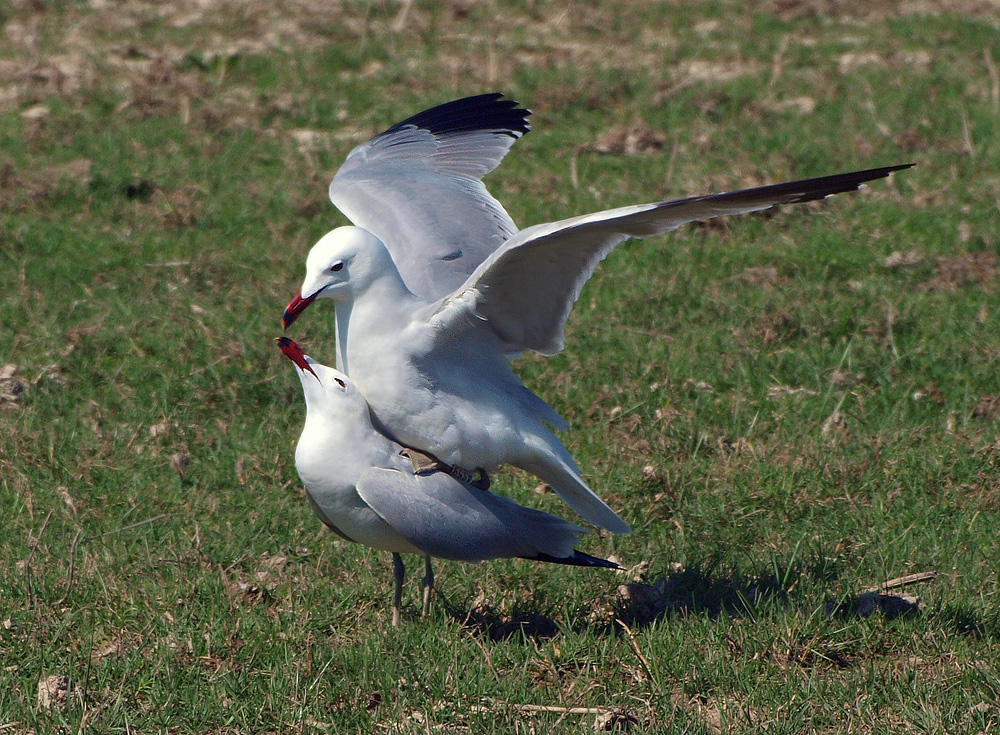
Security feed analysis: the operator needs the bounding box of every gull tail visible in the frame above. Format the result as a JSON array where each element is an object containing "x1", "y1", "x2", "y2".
[
  {"x1": 519, "y1": 434, "x2": 631, "y2": 535},
  {"x1": 526, "y1": 550, "x2": 619, "y2": 569}
]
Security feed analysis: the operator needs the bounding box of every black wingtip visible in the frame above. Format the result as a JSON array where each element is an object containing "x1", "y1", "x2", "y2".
[
  {"x1": 527, "y1": 550, "x2": 620, "y2": 569},
  {"x1": 715, "y1": 162, "x2": 915, "y2": 207},
  {"x1": 780, "y1": 162, "x2": 915, "y2": 204},
  {"x1": 663, "y1": 162, "x2": 913, "y2": 215},
  {"x1": 383, "y1": 93, "x2": 531, "y2": 140}
]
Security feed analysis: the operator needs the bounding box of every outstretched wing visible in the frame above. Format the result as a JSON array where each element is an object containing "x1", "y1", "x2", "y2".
[
  {"x1": 329, "y1": 94, "x2": 530, "y2": 301},
  {"x1": 429, "y1": 164, "x2": 913, "y2": 355},
  {"x1": 355, "y1": 467, "x2": 590, "y2": 563}
]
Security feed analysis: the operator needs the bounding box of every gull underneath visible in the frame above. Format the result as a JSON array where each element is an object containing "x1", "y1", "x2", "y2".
[{"x1": 277, "y1": 337, "x2": 617, "y2": 626}]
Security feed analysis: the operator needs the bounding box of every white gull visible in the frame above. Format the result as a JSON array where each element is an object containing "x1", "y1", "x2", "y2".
[{"x1": 277, "y1": 337, "x2": 616, "y2": 626}]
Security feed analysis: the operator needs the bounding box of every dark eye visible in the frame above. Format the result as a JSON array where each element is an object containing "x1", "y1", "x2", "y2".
[
  {"x1": 330, "y1": 261, "x2": 344, "y2": 272},
  {"x1": 333, "y1": 377, "x2": 346, "y2": 388}
]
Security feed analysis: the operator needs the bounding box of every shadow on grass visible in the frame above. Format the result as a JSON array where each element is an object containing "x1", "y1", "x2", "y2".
[
  {"x1": 439, "y1": 561, "x2": 948, "y2": 641},
  {"x1": 436, "y1": 565, "x2": 790, "y2": 641},
  {"x1": 450, "y1": 603, "x2": 562, "y2": 641},
  {"x1": 938, "y1": 603, "x2": 1000, "y2": 640},
  {"x1": 433, "y1": 588, "x2": 562, "y2": 641},
  {"x1": 612, "y1": 564, "x2": 789, "y2": 627}
]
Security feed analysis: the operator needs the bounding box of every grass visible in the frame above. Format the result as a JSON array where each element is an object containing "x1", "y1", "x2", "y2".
[{"x1": 2, "y1": 0, "x2": 999, "y2": 732}]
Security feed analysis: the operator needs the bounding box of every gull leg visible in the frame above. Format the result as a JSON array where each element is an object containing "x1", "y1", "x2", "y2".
[
  {"x1": 421, "y1": 555, "x2": 434, "y2": 617},
  {"x1": 401, "y1": 448, "x2": 490, "y2": 491},
  {"x1": 443, "y1": 463, "x2": 490, "y2": 490},
  {"x1": 392, "y1": 553, "x2": 405, "y2": 628},
  {"x1": 400, "y1": 448, "x2": 444, "y2": 475}
]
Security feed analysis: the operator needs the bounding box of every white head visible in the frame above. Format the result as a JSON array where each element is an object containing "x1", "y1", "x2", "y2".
[
  {"x1": 275, "y1": 337, "x2": 369, "y2": 422},
  {"x1": 281, "y1": 227, "x2": 395, "y2": 329}
]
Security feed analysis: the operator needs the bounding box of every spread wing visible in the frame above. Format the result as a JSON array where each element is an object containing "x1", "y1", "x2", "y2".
[
  {"x1": 355, "y1": 467, "x2": 589, "y2": 563},
  {"x1": 428, "y1": 164, "x2": 913, "y2": 355},
  {"x1": 329, "y1": 94, "x2": 530, "y2": 301}
]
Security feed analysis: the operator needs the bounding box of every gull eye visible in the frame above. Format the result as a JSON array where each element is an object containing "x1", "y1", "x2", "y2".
[
  {"x1": 329, "y1": 261, "x2": 344, "y2": 272},
  {"x1": 333, "y1": 377, "x2": 346, "y2": 389}
]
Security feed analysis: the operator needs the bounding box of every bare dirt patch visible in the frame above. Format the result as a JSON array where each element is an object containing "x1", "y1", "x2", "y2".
[{"x1": 923, "y1": 252, "x2": 997, "y2": 291}]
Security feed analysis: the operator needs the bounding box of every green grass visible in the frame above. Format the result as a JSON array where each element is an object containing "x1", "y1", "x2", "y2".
[{"x1": 2, "y1": 1, "x2": 999, "y2": 732}]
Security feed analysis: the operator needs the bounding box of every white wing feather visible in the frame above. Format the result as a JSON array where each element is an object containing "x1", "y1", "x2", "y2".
[
  {"x1": 329, "y1": 94, "x2": 530, "y2": 301},
  {"x1": 430, "y1": 164, "x2": 914, "y2": 355},
  {"x1": 356, "y1": 468, "x2": 586, "y2": 562}
]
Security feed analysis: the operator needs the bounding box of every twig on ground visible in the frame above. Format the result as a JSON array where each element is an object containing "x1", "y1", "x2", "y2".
[
  {"x1": 616, "y1": 619, "x2": 657, "y2": 688},
  {"x1": 54, "y1": 529, "x2": 84, "y2": 606},
  {"x1": 471, "y1": 703, "x2": 607, "y2": 715},
  {"x1": 961, "y1": 109, "x2": 976, "y2": 158},
  {"x1": 390, "y1": 0, "x2": 414, "y2": 33},
  {"x1": 464, "y1": 628, "x2": 497, "y2": 677},
  {"x1": 85, "y1": 514, "x2": 167, "y2": 543},
  {"x1": 24, "y1": 510, "x2": 54, "y2": 609},
  {"x1": 984, "y1": 47, "x2": 999, "y2": 111},
  {"x1": 860, "y1": 571, "x2": 936, "y2": 594}
]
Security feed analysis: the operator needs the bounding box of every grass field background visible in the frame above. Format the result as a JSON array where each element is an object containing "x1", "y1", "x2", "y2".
[{"x1": 2, "y1": 0, "x2": 999, "y2": 732}]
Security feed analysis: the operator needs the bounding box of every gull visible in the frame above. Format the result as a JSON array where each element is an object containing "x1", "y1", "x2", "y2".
[
  {"x1": 277, "y1": 336, "x2": 617, "y2": 626},
  {"x1": 282, "y1": 147, "x2": 911, "y2": 533}
]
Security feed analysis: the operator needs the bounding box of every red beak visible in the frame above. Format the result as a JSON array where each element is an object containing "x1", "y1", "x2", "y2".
[
  {"x1": 275, "y1": 337, "x2": 320, "y2": 382},
  {"x1": 281, "y1": 290, "x2": 318, "y2": 330}
]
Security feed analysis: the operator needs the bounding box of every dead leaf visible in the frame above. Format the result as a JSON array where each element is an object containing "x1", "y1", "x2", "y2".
[
  {"x1": 884, "y1": 250, "x2": 923, "y2": 268},
  {"x1": 259, "y1": 553, "x2": 288, "y2": 573},
  {"x1": 894, "y1": 129, "x2": 929, "y2": 152},
  {"x1": 958, "y1": 221, "x2": 971, "y2": 243},
  {"x1": 584, "y1": 123, "x2": 664, "y2": 156},
  {"x1": 972, "y1": 394, "x2": 1000, "y2": 420},
  {"x1": 912, "y1": 384, "x2": 944, "y2": 403},
  {"x1": 46, "y1": 158, "x2": 93, "y2": 185},
  {"x1": 761, "y1": 96, "x2": 816, "y2": 114},
  {"x1": 91, "y1": 639, "x2": 124, "y2": 661},
  {"x1": 682, "y1": 59, "x2": 761, "y2": 82},
  {"x1": 829, "y1": 370, "x2": 863, "y2": 387},
  {"x1": 21, "y1": 104, "x2": 50, "y2": 121},
  {"x1": 56, "y1": 486, "x2": 78, "y2": 515},
  {"x1": 37, "y1": 674, "x2": 73, "y2": 710},
  {"x1": 736, "y1": 266, "x2": 785, "y2": 287},
  {"x1": 1, "y1": 364, "x2": 26, "y2": 405},
  {"x1": 169, "y1": 452, "x2": 189, "y2": 477},
  {"x1": 594, "y1": 708, "x2": 640, "y2": 731},
  {"x1": 821, "y1": 409, "x2": 847, "y2": 439},
  {"x1": 923, "y1": 252, "x2": 997, "y2": 291},
  {"x1": 837, "y1": 52, "x2": 882, "y2": 74}
]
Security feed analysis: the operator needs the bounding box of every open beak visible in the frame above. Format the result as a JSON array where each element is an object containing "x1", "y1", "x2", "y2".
[
  {"x1": 275, "y1": 337, "x2": 320, "y2": 382},
  {"x1": 281, "y1": 290, "x2": 319, "y2": 330}
]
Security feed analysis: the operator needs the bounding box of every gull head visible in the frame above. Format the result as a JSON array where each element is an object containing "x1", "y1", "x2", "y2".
[
  {"x1": 282, "y1": 226, "x2": 390, "y2": 329},
  {"x1": 276, "y1": 337, "x2": 367, "y2": 414}
]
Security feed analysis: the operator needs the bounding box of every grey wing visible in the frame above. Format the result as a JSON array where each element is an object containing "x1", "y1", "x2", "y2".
[
  {"x1": 329, "y1": 94, "x2": 530, "y2": 301},
  {"x1": 430, "y1": 164, "x2": 914, "y2": 355},
  {"x1": 355, "y1": 467, "x2": 587, "y2": 563}
]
